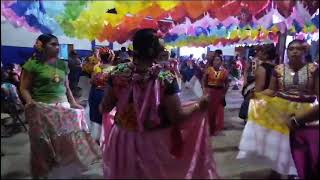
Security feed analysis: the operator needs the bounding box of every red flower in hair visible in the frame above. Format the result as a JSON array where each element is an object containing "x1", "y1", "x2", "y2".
[
  {"x1": 34, "y1": 40, "x2": 43, "y2": 52},
  {"x1": 98, "y1": 47, "x2": 116, "y2": 62},
  {"x1": 98, "y1": 47, "x2": 111, "y2": 55}
]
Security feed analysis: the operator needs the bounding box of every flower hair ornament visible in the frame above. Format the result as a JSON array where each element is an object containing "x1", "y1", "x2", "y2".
[
  {"x1": 98, "y1": 47, "x2": 115, "y2": 62},
  {"x1": 98, "y1": 47, "x2": 111, "y2": 55},
  {"x1": 34, "y1": 39, "x2": 44, "y2": 52}
]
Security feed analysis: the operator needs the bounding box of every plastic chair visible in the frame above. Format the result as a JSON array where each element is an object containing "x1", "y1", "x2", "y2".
[{"x1": 1, "y1": 97, "x2": 27, "y2": 132}]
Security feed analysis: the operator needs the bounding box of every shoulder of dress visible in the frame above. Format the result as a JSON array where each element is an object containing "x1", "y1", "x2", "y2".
[
  {"x1": 110, "y1": 62, "x2": 132, "y2": 76},
  {"x1": 158, "y1": 70, "x2": 175, "y2": 84},
  {"x1": 25, "y1": 58, "x2": 38, "y2": 64},
  {"x1": 105, "y1": 65, "x2": 116, "y2": 73}
]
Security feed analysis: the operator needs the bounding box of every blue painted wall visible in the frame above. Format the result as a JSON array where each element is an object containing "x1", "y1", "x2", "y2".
[
  {"x1": 1, "y1": 46, "x2": 34, "y2": 65},
  {"x1": 1, "y1": 45, "x2": 92, "y2": 66},
  {"x1": 75, "y1": 50, "x2": 92, "y2": 59}
]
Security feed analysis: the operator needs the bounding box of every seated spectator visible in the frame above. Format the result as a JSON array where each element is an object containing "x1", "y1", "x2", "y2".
[
  {"x1": 68, "y1": 51, "x2": 82, "y2": 93},
  {"x1": 1, "y1": 69, "x2": 24, "y2": 136},
  {"x1": 6, "y1": 63, "x2": 20, "y2": 87},
  {"x1": 118, "y1": 47, "x2": 129, "y2": 61},
  {"x1": 1, "y1": 70, "x2": 23, "y2": 110}
]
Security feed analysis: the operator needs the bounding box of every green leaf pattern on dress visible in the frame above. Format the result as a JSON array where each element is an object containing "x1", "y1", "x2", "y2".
[
  {"x1": 111, "y1": 63, "x2": 132, "y2": 76},
  {"x1": 158, "y1": 70, "x2": 175, "y2": 84}
]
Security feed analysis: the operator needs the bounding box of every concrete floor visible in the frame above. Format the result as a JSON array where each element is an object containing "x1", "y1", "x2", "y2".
[{"x1": 1, "y1": 82, "x2": 273, "y2": 179}]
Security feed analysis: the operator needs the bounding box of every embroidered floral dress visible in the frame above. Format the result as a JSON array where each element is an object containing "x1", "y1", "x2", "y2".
[
  {"x1": 102, "y1": 62, "x2": 218, "y2": 179},
  {"x1": 23, "y1": 59, "x2": 101, "y2": 178}
]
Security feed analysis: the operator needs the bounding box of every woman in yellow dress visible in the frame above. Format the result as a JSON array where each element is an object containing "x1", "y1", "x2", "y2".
[
  {"x1": 238, "y1": 39, "x2": 318, "y2": 179},
  {"x1": 88, "y1": 47, "x2": 115, "y2": 143}
]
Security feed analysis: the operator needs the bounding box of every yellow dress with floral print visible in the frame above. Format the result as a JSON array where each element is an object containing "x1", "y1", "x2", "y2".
[{"x1": 83, "y1": 55, "x2": 100, "y2": 75}]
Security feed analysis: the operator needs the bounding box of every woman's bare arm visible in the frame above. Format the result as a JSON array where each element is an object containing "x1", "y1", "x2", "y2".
[
  {"x1": 296, "y1": 71, "x2": 320, "y2": 123},
  {"x1": 163, "y1": 94, "x2": 208, "y2": 124},
  {"x1": 12, "y1": 73, "x2": 20, "y2": 85},
  {"x1": 296, "y1": 105, "x2": 319, "y2": 124},
  {"x1": 254, "y1": 66, "x2": 267, "y2": 92},
  {"x1": 19, "y1": 70, "x2": 34, "y2": 105},
  {"x1": 90, "y1": 63, "x2": 100, "y2": 85},
  {"x1": 99, "y1": 85, "x2": 117, "y2": 113},
  {"x1": 261, "y1": 74, "x2": 277, "y2": 96},
  {"x1": 65, "y1": 76, "x2": 82, "y2": 108}
]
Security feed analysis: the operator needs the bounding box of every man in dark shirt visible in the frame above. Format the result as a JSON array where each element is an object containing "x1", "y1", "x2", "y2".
[
  {"x1": 68, "y1": 51, "x2": 82, "y2": 93},
  {"x1": 119, "y1": 47, "x2": 129, "y2": 61}
]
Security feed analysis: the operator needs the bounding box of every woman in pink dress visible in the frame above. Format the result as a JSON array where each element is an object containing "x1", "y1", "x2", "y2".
[{"x1": 100, "y1": 29, "x2": 218, "y2": 179}]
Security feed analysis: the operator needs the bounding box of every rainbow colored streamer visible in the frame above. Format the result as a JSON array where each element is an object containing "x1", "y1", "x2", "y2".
[{"x1": 1, "y1": 0, "x2": 318, "y2": 47}]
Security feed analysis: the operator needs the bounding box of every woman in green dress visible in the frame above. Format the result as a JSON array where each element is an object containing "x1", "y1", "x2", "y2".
[{"x1": 20, "y1": 34, "x2": 101, "y2": 178}]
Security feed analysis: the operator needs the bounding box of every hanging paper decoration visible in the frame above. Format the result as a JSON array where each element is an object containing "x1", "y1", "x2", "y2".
[
  {"x1": 222, "y1": 16, "x2": 240, "y2": 27},
  {"x1": 140, "y1": 18, "x2": 158, "y2": 29},
  {"x1": 1, "y1": 0, "x2": 38, "y2": 33},
  {"x1": 272, "y1": 8, "x2": 286, "y2": 24},
  {"x1": 169, "y1": 21, "x2": 188, "y2": 35},
  {"x1": 301, "y1": 0, "x2": 319, "y2": 15},
  {"x1": 303, "y1": 24, "x2": 317, "y2": 33},
  {"x1": 255, "y1": 8, "x2": 274, "y2": 29},
  {"x1": 156, "y1": 1, "x2": 180, "y2": 11},
  {"x1": 270, "y1": 25, "x2": 279, "y2": 34},
  {"x1": 114, "y1": 1, "x2": 153, "y2": 17},
  {"x1": 238, "y1": 8, "x2": 253, "y2": 27},
  {"x1": 0, "y1": 0, "x2": 318, "y2": 46},
  {"x1": 292, "y1": 20, "x2": 303, "y2": 33},
  {"x1": 214, "y1": 1, "x2": 242, "y2": 21},
  {"x1": 24, "y1": 1, "x2": 63, "y2": 35},
  {"x1": 169, "y1": 4, "x2": 186, "y2": 24},
  {"x1": 275, "y1": 0, "x2": 295, "y2": 18},
  {"x1": 290, "y1": 1, "x2": 312, "y2": 27},
  {"x1": 138, "y1": 3, "x2": 163, "y2": 20},
  {"x1": 183, "y1": 1, "x2": 211, "y2": 21},
  {"x1": 311, "y1": 15, "x2": 319, "y2": 28},
  {"x1": 195, "y1": 27, "x2": 208, "y2": 37},
  {"x1": 158, "y1": 21, "x2": 174, "y2": 34},
  {"x1": 276, "y1": 22, "x2": 287, "y2": 34},
  {"x1": 249, "y1": 29, "x2": 259, "y2": 40},
  {"x1": 241, "y1": 0, "x2": 270, "y2": 16},
  {"x1": 193, "y1": 14, "x2": 219, "y2": 29}
]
